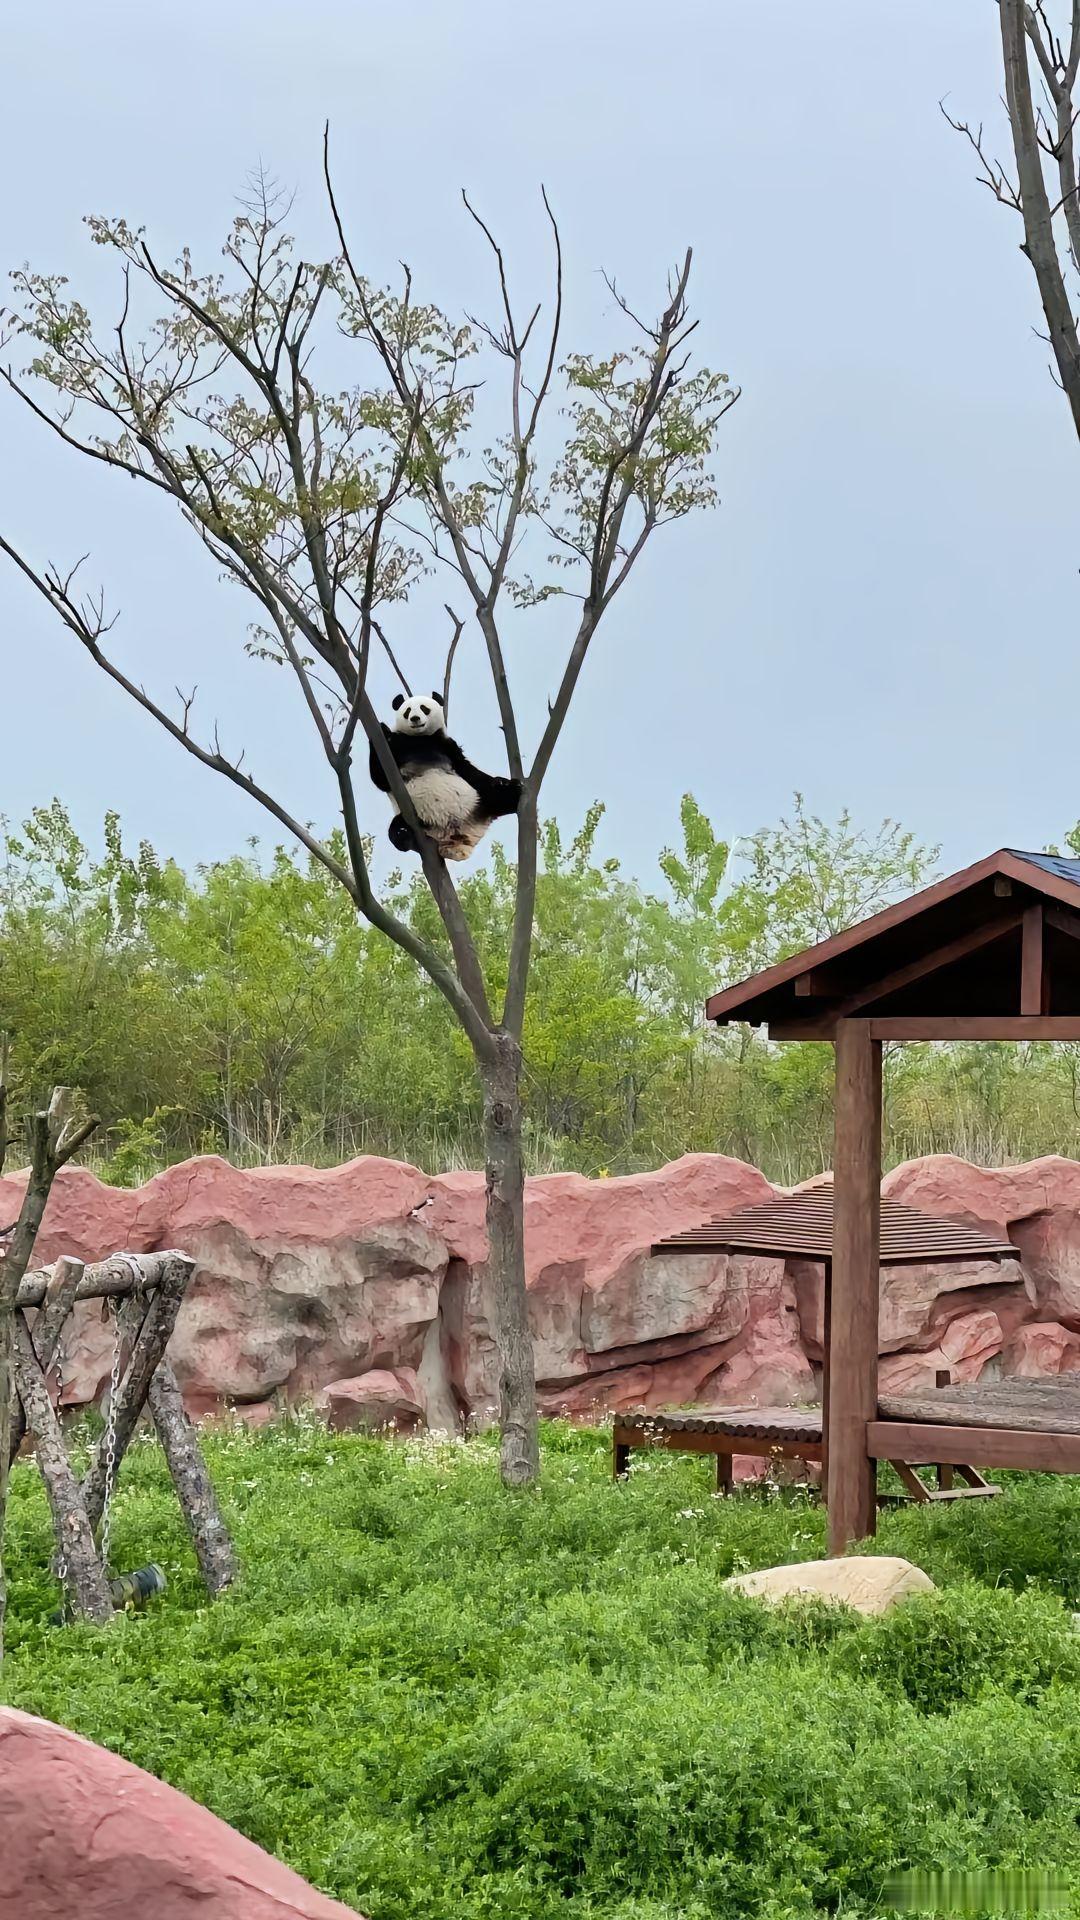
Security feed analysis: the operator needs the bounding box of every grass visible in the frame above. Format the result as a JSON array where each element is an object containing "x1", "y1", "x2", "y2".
[{"x1": 4, "y1": 1420, "x2": 1080, "y2": 1919}]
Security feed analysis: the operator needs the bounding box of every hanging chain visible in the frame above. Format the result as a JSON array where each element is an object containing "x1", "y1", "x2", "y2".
[{"x1": 98, "y1": 1296, "x2": 124, "y2": 1576}]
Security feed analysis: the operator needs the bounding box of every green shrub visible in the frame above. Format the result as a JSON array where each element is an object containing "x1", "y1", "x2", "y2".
[{"x1": 829, "y1": 1582, "x2": 1080, "y2": 1711}]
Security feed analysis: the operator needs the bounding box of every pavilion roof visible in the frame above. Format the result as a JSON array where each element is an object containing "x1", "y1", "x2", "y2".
[
  {"x1": 653, "y1": 1186, "x2": 1018, "y2": 1265},
  {"x1": 706, "y1": 848, "x2": 1080, "y2": 1039}
]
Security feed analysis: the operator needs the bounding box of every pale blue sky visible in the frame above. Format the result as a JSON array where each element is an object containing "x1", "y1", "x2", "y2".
[{"x1": 2, "y1": 1, "x2": 1076, "y2": 883}]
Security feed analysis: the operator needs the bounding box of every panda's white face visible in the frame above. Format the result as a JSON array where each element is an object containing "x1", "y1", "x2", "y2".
[{"x1": 392, "y1": 692, "x2": 445, "y2": 737}]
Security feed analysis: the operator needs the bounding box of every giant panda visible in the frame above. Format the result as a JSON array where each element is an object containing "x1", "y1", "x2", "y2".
[{"x1": 368, "y1": 691, "x2": 522, "y2": 862}]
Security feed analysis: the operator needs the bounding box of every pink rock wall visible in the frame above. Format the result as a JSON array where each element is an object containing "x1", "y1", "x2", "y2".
[{"x1": 4, "y1": 1149, "x2": 1080, "y2": 1429}]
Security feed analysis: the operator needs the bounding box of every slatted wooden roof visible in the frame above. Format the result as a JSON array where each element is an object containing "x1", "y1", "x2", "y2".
[
  {"x1": 705, "y1": 847, "x2": 1080, "y2": 1040},
  {"x1": 653, "y1": 1188, "x2": 1019, "y2": 1265}
]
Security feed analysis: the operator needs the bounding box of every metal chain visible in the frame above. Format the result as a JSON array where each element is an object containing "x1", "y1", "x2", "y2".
[{"x1": 98, "y1": 1296, "x2": 124, "y2": 1575}]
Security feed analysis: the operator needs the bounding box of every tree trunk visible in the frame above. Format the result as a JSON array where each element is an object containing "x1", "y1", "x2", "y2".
[{"x1": 481, "y1": 1032, "x2": 539, "y2": 1486}]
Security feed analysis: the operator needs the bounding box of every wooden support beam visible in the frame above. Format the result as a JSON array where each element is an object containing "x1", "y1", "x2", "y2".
[
  {"x1": 8, "y1": 1256, "x2": 84, "y2": 1469},
  {"x1": 13, "y1": 1314, "x2": 112, "y2": 1623},
  {"x1": 147, "y1": 1359, "x2": 237, "y2": 1595},
  {"x1": 866, "y1": 1016, "x2": 1080, "y2": 1041},
  {"x1": 831, "y1": 913, "x2": 1022, "y2": 1019},
  {"x1": 867, "y1": 1420, "x2": 1080, "y2": 1473},
  {"x1": 994, "y1": 876, "x2": 1013, "y2": 897},
  {"x1": 15, "y1": 1250, "x2": 186, "y2": 1311},
  {"x1": 1045, "y1": 903, "x2": 1080, "y2": 943},
  {"x1": 82, "y1": 1256, "x2": 192, "y2": 1532},
  {"x1": 1021, "y1": 906, "x2": 1048, "y2": 1015},
  {"x1": 827, "y1": 1020, "x2": 881, "y2": 1555}
]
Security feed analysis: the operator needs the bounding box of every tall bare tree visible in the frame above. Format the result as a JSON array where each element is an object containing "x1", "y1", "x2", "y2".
[
  {"x1": 0, "y1": 155, "x2": 737, "y2": 1485},
  {"x1": 947, "y1": 1, "x2": 1080, "y2": 438}
]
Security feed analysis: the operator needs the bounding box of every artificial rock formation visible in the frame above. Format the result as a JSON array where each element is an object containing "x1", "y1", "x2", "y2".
[
  {"x1": 0, "y1": 1707, "x2": 362, "y2": 1918},
  {"x1": 3, "y1": 1148, "x2": 1080, "y2": 1430}
]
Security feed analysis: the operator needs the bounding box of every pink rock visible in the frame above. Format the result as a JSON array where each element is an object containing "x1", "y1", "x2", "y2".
[
  {"x1": 313, "y1": 1367, "x2": 425, "y2": 1432},
  {"x1": 790, "y1": 1256, "x2": 1030, "y2": 1358},
  {"x1": 878, "y1": 1309, "x2": 1003, "y2": 1394},
  {"x1": 437, "y1": 1156, "x2": 777, "y2": 1407},
  {"x1": 582, "y1": 1249, "x2": 752, "y2": 1357},
  {"x1": 131, "y1": 1153, "x2": 430, "y2": 1249},
  {"x1": 429, "y1": 1151, "x2": 775, "y2": 1283},
  {"x1": 1009, "y1": 1209, "x2": 1080, "y2": 1330},
  {"x1": 0, "y1": 1164, "x2": 142, "y2": 1268},
  {"x1": 167, "y1": 1218, "x2": 445, "y2": 1408},
  {"x1": 0, "y1": 1706, "x2": 362, "y2": 1918},
  {"x1": 18, "y1": 1147, "x2": 1080, "y2": 1430},
  {"x1": 1003, "y1": 1321, "x2": 1080, "y2": 1376},
  {"x1": 882, "y1": 1153, "x2": 1080, "y2": 1237}
]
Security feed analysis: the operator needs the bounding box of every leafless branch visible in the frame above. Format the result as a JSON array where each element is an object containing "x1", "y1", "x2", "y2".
[{"x1": 442, "y1": 604, "x2": 464, "y2": 716}]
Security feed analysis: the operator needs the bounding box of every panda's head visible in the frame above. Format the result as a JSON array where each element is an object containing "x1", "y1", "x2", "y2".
[{"x1": 392, "y1": 691, "x2": 446, "y2": 737}]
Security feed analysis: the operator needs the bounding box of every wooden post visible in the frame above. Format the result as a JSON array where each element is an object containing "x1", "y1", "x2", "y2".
[
  {"x1": 8, "y1": 1256, "x2": 85, "y2": 1469},
  {"x1": 1021, "y1": 905, "x2": 1049, "y2": 1014},
  {"x1": 13, "y1": 1316, "x2": 112, "y2": 1623},
  {"x1": 147, "y1": 1359, "x2": 237, "y2": 1595},
  {"x1": 81, "y1": 1256, "x2": 192, "y2": 1531},
  {"x1": 821, "y1": 1257, "x2": 832, "y2": 1497},
  {"x1": 828, "y1": 1019, "x2": 881, "y2": 1554}
]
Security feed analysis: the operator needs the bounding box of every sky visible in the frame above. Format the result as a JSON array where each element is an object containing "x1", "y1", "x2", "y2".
[{"x1": 2, "y1": 0, "x2": 1078, "y2": 888}]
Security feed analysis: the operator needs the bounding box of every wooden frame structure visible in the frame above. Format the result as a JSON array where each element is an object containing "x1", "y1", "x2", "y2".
[
  {"x1": 621, "y1": 1187, "x2": 1017, "y2": 1500},
  {"x1": 12, "y1": 1249, "x2": 235, "y2": 1619},
  {"x1": 706, "y1": 847, "x2": 1080, "y2": 1555}
]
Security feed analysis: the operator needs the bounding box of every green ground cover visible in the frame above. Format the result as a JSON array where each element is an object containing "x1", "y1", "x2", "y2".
[{"x1": 3, "y1": 1420, "x2": 1080, "y2": 1919}]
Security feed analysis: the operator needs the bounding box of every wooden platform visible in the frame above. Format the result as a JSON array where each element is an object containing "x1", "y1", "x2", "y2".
[
  {"x1": 612, "y1": 1406, "x2": 825, "y2": 1495},
  {"x1": 873, "y1": 1377, "x2": 1080, "y2": 1476},
  {"x1": 615, "y1": 1378, "x2": 1080, "y2": 1495},
  {"x1": 881, "y1": 1378, "x2": 1080, "y2": 1433}
]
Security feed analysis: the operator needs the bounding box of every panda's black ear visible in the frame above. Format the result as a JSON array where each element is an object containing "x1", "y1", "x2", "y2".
[
  {"x1": 391, "y1": 693, "x2": 405, "y2": 711},
  {"x1": 430, "y1": 691, "x2": 444, "y2": 705}
]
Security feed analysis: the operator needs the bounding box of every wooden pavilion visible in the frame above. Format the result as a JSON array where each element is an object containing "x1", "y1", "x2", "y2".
[{"x1": 705, "y1": 847, "x2": 1080, "y2": 1555}]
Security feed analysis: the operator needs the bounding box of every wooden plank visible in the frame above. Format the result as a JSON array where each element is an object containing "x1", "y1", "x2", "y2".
[
  {"x1": 769, "y1": 1018, "x2": 843, "y2": 1041},
  {"x1": 1021, "y1": 906, "x2": 1048, "y2": 1016},
  {"x1": 880, "y1": 1380, "x2": 1080, "y2": 1434},
  {"x1": 866, "y1": 1016, "x2": 1080, "y2": 1042},
  {"x1": 827, "y1": 1020, "x2": 881, "y2": 1554},
  {"x1": 611, "y1": 1426, "x2": 823, "y2": 1463},
  {"x1": 614, "y1": 1407, "x2": 823, "y2": 1440},
  {"x1": 868, "y1": 1419, "x2": 1080, "y2": 1474},
  {"x1": 1045, "y1": 903, "x2": 1080, "y2": 943}
]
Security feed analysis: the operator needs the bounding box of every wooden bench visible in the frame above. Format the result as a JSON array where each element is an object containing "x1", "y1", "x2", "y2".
[
  {"x1": 613, "y1": 1407, "x2": 823, "y2": 1494},
  {"x1": 612, "y1": 1404, "x2": 1000, "y2": 1503}
]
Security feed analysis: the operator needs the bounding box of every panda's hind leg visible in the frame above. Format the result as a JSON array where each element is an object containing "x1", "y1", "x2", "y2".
[{"x1": 388, "y1": 814, "x2": 419, "y2": 853}]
